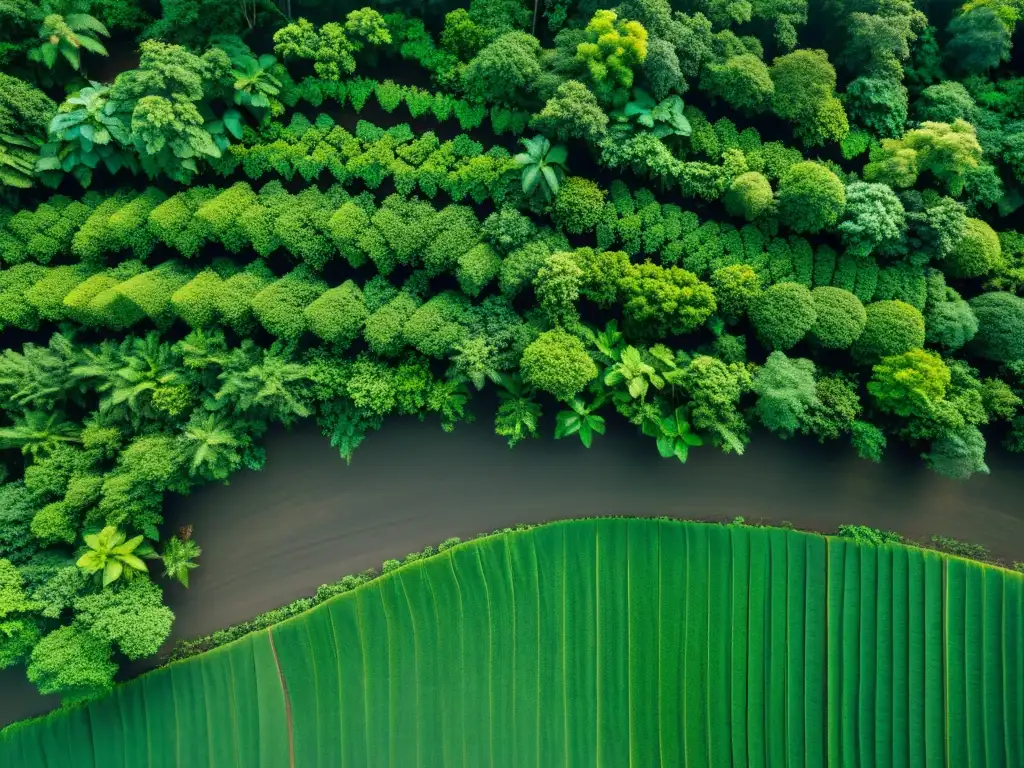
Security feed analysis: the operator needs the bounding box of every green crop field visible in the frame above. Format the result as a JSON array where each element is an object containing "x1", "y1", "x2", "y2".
[{"x1": 2, "y1": 518, "x2": 1022, "y2": 767}]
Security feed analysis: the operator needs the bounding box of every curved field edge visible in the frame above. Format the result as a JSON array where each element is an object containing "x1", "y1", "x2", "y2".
[{"x1": 1, "y1": 517, "x2": 1022, "y2": 767}]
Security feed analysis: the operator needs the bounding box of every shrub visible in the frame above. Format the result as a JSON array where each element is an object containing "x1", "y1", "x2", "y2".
[
  {"x1": 710, "y1": 265, "x2": 761, "y2": 324},
  {"x1": 753, "y1": 351, "x2": 818, "y2": 437},
  {"x1": 0, "y1": 264, "x2": 47, "y2": 330},
  {"x1": 777, "y1": 162, "x2": 846, "y2": 234},
  {"x1": 251, "y1": 266, "x2": 327, "y2": 340},
  {"x1": 457, "y1": 243, "x2": 502, "y2": 297},
  {"x1": 24, "y1": 266, "x2": 95, "y2": 322},
  {"x1": 171, "y1": 270, "x2": 223, "y2": 329},
  {"x1": 618, "y1": 262, "x2": 717, "y2": 338},
  {"x1": 944, "y1": 218, "x2": 1002, "y2": 278},
  {"x1": 364, "y1": 292, "x2": 420, "y2": 357},
  {"x1": 552, "y1": 177, "x2": 606, "y2": 235},
  {"x1": 216, "y1": 261, "x2": 275, "y2": 335},
  {"x1": 194, "y1": 183, "x2": 256, "y2": 254},
  {"x1": 30, "y1": 503, "x2": 77, "y2": 546},
  {"x1": 105, "y1": 261, "x2": 194, "y2": 330},
  {"x1": 809, "y1": 287, "x2": 866, "y2": 349},
  {"x1": 62, "y1": 262, "x2": 146, "y2": 327},
  {"x1": 925, "y1": 296, "x2": 978, "y2": 351},
  {"x1": 852, "y1": 300, "x2": 926, "y2": 362},
  {"x1": 749, "y1": 282, "x2": 816, "y2": 350},
  {"x1": 723, "y1": 172, "x2": 773, "y2": 221},
  {"x1": 303, "y1": 281, "x2": 367, "y2": 348},
  {"x1": 968, "y1": 292, "x2": 1024, "y2": 362},
  {"x1": 519, "y1": 329, "x2": 597, "y2": 401},
  {"x1": 868, "y1": 349, "x2": 950, "y2": 418}
]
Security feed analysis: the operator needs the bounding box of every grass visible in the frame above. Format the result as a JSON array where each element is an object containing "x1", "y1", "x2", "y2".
[{"x1": 2, "y1": 518, "x2": 1022, "y2": 767}]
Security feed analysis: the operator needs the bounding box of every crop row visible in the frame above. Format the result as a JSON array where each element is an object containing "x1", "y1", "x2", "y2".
[
  {"x1": 279, "y1": 75, "x2": 533, "y2": 136},
  {"x1": 2, "y1": 519, "x2": 1021, "y2": 767},
  {"x1": 1, "y1": 177, "x2": 935, "y2": 316}
]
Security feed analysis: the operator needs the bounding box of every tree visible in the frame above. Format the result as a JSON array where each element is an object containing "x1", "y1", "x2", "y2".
[
  {"x1": 701, "y1": 54, "x2": 774, "y2": 115},
  {"x1": 946, "y1": 7, "x2": 1011, "y2": 74},
  {"x1": 852, "y1": 300, "x2": 926, "y2": 362},
  {"x1": 865, "y1": 120, "x2": 982, "y2": 196},
  {"x1": 800, "y1": 374, "x2": 862, "y2": 442},
  {"x1": 535, "y1": 252, "x2": 583, "y2": 325},
  {"x1": 750, "y1": 282, "x2": 817, "y2": 350},
  {"x1": 30, "y1": 11, "x2": 110, "y2": 72},
  {"x1": 711, "y1": 265, "x2": 761, "y2": 324},
  {"x1": 73, "y1": 578, "x2": 173, "y2": 659},
  {"x1": 914, "y1": 82, "x2": 977, "y2": 124},
  {"x1": 838, "y1": 182, "x2": 906, "y2": 257},
  {"x1": 180, "y1": 413, "x2": 243, "y2": 481},
  {"x1": 810, "y1": 287, "x2": 867, "y2": 349},
  {"x1": 924, "y1": 425, "x2": 989, "y2": 479},
  {"x1": 723, "y1": 171, "x2": 773, "y2": 221},
  {"x1": 843, "y1": 74, "x2": 908, "y2": 140},
  {"x1": 769, "y1": 49, "x2": 848, "y2": 147},
  {"x1": 27, "y1": 625, "x2": 116, "y2": 703},
  {"x1": 514, "y1": 135, "x2": 568, "y2": 202},
  {"x1": 520, "y1": 329, "x2": 597, "y2": 401},
  {"x1": 969, "y1": 292, "x2": 1024, "y2": 362},
  {"x1": 531, "y1": 80, "x2": 609, "y2": 143},
  {"x1": 643, "y1": 37, "x2": 685, "y2": 100},
  {"x1": 552, "y1": 177, "x2": 606, "y2": 234},
  {"x1": 777, "y1": 162, "x2": 846, "y2": 234},
  {"x1": 462, "y1": 31, "x2": 542, "y2": 105},
  {"x1": 945, "y1": 218, "x2": 1002, "y2": 278},
  {"x1": 574, "y1": 10, "x2": 648, "y2": 102},
  {"x1": 925, "y1": 295, "x2": 978, "y2": 351},
  {"x1": 554, "y1": 396, "x2": 606, "y2": 448},
  {"x1": 868, "y1": 349, "x2": 950, "y2": 417},
  {"x1": 753, "y1": 352, "x2": 819, "y2": 437},
  {"x1": 76, "y1": 527, "x2": 150, "y2": 587}
]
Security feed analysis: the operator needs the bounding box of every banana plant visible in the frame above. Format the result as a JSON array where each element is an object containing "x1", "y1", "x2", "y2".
[
  {"x1": 76, "y1": 526, "x2": 151, "y2": 587},
  {"x1": 555, "y1": 395, "x2": 606, "y2": 448},
  {"x1": 514, "y1": 135, "x2": 568, "y2": 202},
  {"x1": 30, "y1": 12, "x2": 109, "y2": 72},
  {"x1": 653, "y1": 406, "x2": 704, "y2": 464}
]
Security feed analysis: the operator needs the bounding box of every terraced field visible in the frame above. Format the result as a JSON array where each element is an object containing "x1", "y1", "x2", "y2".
[{"x1": 2, "y1": 518, "x2": 1022, "y2": 767}]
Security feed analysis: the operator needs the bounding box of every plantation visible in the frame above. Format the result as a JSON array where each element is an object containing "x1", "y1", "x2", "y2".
[
  {"x1": 1, "y1": 519, "x2": 1022, "y2": 766},
  {"x1": 1, "y1": 0, "x2": 1024, "y2": 748}
]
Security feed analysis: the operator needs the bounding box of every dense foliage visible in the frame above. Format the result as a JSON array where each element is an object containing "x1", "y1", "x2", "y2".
[{"x1": 1, "y1": 0, "x2": 1023, "y2": 704}]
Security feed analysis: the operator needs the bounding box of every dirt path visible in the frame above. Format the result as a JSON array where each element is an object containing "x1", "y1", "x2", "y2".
[{"x1": 3, "y1": 416, "x2": 1023, "y2": 728}]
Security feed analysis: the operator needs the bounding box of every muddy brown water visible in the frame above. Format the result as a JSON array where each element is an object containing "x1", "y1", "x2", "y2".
[{"x1": 3, "y1": 416, "x2": 1023, "y2": 729}]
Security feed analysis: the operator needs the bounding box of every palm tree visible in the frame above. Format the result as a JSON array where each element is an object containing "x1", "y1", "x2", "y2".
[
  {"x1": 31, "y1": 12, "x2": 109, "y2": 72},
  {"x1": 161, "y1": 527, "x2": 201, "y2": 588},
  {"x1": 215, "y1": 342, "x2": 311, "y2": 424},
  {"x1": 514, "y1": 135, "x2": 568, "y2": 202},
  {"x1": 182, "y1": 413, "x2": 241, "y2": 480},
  {"x1": 76, "y1": 527, "x2": 149, "y2": 588},
  {"x1": 0, "y1": 410, "x2": 81, "y2": 459}
]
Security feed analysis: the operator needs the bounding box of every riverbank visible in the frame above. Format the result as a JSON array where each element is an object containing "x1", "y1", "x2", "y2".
[{"x1": 2, "y1": 415, "x2": 1023, "y2": 727}]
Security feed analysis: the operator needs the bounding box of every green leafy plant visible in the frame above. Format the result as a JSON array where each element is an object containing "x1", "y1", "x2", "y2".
[
  {"x1": 604, "y1": 345, "x2": 664, "y2": 400},
  {"x1": 1, "y1": 134, "x2": 41, "y2": 189},
  {"x1": 611, "y1": 90, "x2": 692, "y2": 140},
  {"x1": 494, "y1": 373, "x2": 542, "y2": 447},
  {"x1": 76, "y1": 527, "x2": 150, "y2": 587},
  {"x1": 231, "y1": 54, "x2": 282, "y2": 112},
  {"x1": 652, "y1": 406, "x2": 704, "y2": 463},
  {"x1": 514, "y1": 135, "x2": 568, "y2": 202},
  {"x1": 161, "y1": 527, "x2": 201, "y2": 588},
  {"x1": 30, "y1": 12, "x2": 110, "y2": 72},
  {"x1": 554, "y1": 396, "x2": 607, "y2": 448},
  {"x1": 36, "y1": 83, "x2": 136, "y2": 188}
]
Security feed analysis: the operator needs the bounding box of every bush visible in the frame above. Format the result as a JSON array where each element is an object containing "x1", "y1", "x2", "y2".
[
  {"x1": 364, "y1": 292, "x2": 420, "y2": 357},
  {"x1": 809, "y1": 287, "x2": 866, "y2": 349},
  {"x1": 106, "y1": 262, "x2": 194, "y2": 330},
  {"x1": 777, "y1": 162, "x2": 846, "y2": 234},
  {"x1": 519, "y1": 329, "x2": 597, "y2": 401},
  {"x1": 925, "y1": 296, "x2": 978, "y2": 351},
  {"x1": 969, "y1": 292, "x2": 1024, "y2": 362},
  {"x1": 24, "y1": 266, "x2": 94, "y2": 322},
  {"x1": 171, "y1": 270, "x2": 223, "y2": 329},
  {"x1": 303, "y1": 280, "x2": 367, "y2": 348},
  {"x1": 62, "y1": 262, "x2": 146, "y2": 327},
  {"x1": 457, "y1": 243, "x2": 502, "y2": 297},
  {"x1": 552, "y1": 177, "x2": 606, "y2": 235},
  {"x1": 618, "y1": 262, "x2": 717, "y2": 338},
  {"x1": 216, "y1": 262, "x2": 275, "y2": 335},
  {"x1": 852, "y1": 300, "x2": 926, "y2": 362},
  {"x1": 710, "y1": 265, "x2": 761, "y2": 324},
  {"x1": 723, "y1": 172, "x2": 773, "y2": 221},
  {"x1": 250, "y1": 266, "x2": 327, "y2": 340},
  {"x1": 750, "y1": 282, "x2": 816, "y2": 350},
  {"x1": 944, "y1": 218, "x2": 1002, "y2": 278}
]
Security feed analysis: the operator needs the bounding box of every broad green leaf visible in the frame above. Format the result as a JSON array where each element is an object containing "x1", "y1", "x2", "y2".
[
  {"x1": 102, "y1": 560, "x2": 122, "y2": 587},
  {"x1": 545, "y1": 144, "x2": 568, "y2": 167},
  {"x1": 118, "y1": 554, "x2": 149, "y2": 572}
]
